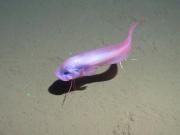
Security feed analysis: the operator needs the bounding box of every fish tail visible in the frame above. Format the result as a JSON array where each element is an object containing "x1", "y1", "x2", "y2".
[
  {"x1": 128, "y1": 18, "x2": 144, "y2": 36},
  {"x1": 128, "y1": 21, "x2": 139, "y2": 37},
  {"x1": 120, "y1": 22, "x2": 138, "y2": 49}
]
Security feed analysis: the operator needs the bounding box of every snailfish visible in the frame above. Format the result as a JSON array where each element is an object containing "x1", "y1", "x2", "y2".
[{"x1": 55, "y1": 21, "x2": 139, "y2": 81}]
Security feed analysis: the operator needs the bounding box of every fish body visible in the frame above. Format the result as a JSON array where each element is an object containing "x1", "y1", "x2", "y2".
[{"x1": 55, "y1": 21, "x2": 139, "y2": 81}]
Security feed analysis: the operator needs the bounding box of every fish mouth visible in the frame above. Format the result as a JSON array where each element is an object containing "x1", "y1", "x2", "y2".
[{"x1": 56, "y1": 74, "x2": 71, "y2": 81}]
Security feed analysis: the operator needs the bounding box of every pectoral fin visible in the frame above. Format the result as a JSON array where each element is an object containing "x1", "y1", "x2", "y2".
[{"x1": 83, "y1": 67, "x2": 97, "y2": 76}]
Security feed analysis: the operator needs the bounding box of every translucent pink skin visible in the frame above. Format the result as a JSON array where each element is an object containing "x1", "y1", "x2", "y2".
[{"x1": 55, "y1": 22, "x2": 139, "y2": 81}]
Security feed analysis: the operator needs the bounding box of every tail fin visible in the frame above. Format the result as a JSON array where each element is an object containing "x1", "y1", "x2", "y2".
[
  {"x1": 122, "y1": 21, "x2": 139, "y2": 48},
  {"x1": 128, "y1": 18, "x2": 144, "y2": 37},
  {"x1": 125, "y1": 19, "x2": 143, "y2": 46},
  {"x1": 128, "y1": 21, "x2": 139, "y2": 37}
]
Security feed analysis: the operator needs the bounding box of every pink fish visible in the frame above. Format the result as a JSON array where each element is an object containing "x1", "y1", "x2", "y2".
[{"x1": 55, "y1": 21, "x2": 140, "y2": 81}]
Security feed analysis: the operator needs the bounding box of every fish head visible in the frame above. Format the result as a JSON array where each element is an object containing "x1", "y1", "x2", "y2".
[
  {"x1": 55, "y1": 63, "x2": 97, "y2": 81},
  {"x1": 55, "y1": 56, "x2": 97, "y2": 81},
  {"x1": 55, "y1": 65, "x2": 81, "y2": 81}
]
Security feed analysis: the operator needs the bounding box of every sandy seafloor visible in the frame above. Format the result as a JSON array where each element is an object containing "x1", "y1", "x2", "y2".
[{"x1": 0, "y1": 0, "x2": 180, "y2": 135}]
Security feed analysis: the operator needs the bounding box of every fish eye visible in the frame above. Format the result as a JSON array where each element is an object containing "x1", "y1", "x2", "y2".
[{"x1": 63, "y1": 71, "x2": 71, "y2": 75}]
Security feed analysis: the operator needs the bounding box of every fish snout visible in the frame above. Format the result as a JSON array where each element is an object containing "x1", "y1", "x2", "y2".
[
  {"x1": 55, "y1": 69, "x2": 71, "y2": 81},
  {"x1": 55, "y1": 68, "x2": 81, "y2": 81}
]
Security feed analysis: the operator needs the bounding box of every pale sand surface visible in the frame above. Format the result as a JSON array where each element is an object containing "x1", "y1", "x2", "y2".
[{"x1": 0, "y1": 0, "x2": 180, "y2": 135}]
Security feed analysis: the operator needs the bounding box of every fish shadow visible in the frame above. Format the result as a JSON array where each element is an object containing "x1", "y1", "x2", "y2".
[{"x1": 48, "y1": 64, "x2": 118, "y2": 95}]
